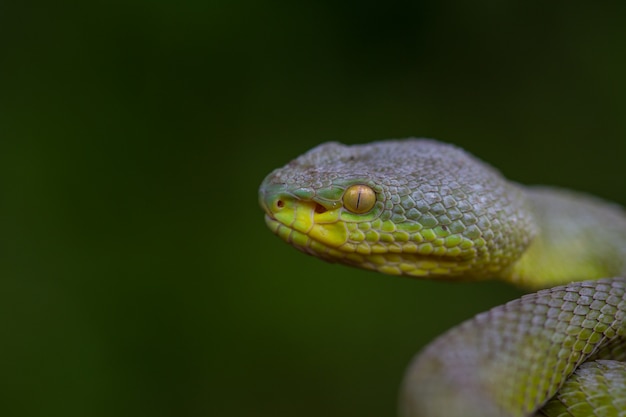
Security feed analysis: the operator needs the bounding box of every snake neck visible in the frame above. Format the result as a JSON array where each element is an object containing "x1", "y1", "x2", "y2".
[{"x1": 504, "y1": 186, "x2": 626, "y2": 289}]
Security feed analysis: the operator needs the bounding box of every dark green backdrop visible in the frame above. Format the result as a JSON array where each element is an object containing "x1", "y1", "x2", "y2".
[{"x1": 3, "y1": 1, "x2": 626, "y2": 417}]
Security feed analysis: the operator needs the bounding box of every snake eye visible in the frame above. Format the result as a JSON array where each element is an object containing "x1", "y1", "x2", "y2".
[{"x1": 343, "y1": 184, "x2": 376, "y2": 214}]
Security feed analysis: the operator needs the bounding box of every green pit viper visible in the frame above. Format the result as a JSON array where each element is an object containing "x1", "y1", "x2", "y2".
[{"x1": 258, "y1": 139, "x2": 626, "y2": 417}]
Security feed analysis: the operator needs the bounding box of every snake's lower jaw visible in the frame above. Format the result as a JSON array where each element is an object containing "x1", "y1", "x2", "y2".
[
  {"x1": 264, "y1": 213, "x2": 349, "y2": 260},
  {"x1": 264, "y1": 215, "x2": 480, "y2": 279}
]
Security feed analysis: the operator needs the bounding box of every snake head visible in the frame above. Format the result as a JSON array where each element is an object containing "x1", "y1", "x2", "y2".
[{"x1": 259, "y1": 139, "x2": 535, "y2": 280}]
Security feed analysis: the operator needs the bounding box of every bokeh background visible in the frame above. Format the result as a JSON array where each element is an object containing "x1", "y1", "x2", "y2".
[{"x1": 3, "y1": 1, "x2": 626, "y2": 417}]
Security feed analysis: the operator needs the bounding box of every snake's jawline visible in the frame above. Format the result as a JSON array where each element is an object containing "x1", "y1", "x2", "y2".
[{"x1": 267, "y1": 216, "x2": 488, "y2": 280}]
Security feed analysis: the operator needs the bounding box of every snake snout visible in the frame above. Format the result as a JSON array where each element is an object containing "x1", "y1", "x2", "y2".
[{"x1": 258, "y1": 179, "x2": 289, "y2": 218}]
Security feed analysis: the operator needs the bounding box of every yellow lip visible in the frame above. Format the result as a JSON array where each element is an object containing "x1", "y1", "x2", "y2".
[{"x1": 263, "y1": 194, "x2": 349, "y2": 251}]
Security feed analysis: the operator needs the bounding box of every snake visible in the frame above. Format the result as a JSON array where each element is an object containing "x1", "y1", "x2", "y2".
[{"x1": 258, "y1": 139, "x2": 626, "y2": 417}]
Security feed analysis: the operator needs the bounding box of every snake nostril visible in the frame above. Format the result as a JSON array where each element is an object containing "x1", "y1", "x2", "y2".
[
  {"x1": 276, "y1": 200, "x2": 285, "y2": 209},
  {"x1": 314, "y1": 203, "x2": 328, "y2": 214}
]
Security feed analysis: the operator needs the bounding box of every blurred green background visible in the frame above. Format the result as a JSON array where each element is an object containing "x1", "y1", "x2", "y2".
[{"x1": 3, "y1": 1, "x2": 626, "y2": 416}]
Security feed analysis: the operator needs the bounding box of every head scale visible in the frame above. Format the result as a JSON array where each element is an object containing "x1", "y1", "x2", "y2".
[{"x1": 259, "y1": 139, "x2": 535, "y2": 280}]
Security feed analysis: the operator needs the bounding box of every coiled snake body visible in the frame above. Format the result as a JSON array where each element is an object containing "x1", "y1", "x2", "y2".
[{"x1": 259, "y1": 139, "x2": 626, "y2": 417}]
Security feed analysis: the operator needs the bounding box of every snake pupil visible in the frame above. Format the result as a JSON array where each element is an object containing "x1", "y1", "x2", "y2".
[{"x1": 343, "y1": 184, "x2": 376, "y2": 214}]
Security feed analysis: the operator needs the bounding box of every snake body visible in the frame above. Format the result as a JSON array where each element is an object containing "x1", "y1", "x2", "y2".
[{"x1": 259, "y1": 139, "x2": 626, "y2": 416}]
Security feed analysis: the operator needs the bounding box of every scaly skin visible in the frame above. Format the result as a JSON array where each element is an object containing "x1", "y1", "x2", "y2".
[{"x1": 258, "y1": 139, "x2": 626, "y2": 416}]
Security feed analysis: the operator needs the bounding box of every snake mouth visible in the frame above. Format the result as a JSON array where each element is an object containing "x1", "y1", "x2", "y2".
[
  {"x1": 264, "y1": 214, "x2": 315, "y2": 248},
  {"x1": 264, "y1": 214, "x2": 476, "y2": 279},
  {"x1": 264, "y1": 214, "x2": 371, "y2": 270},
  {"x1": 263, "y1": 210, "x2": 346, "y2": 251}
]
